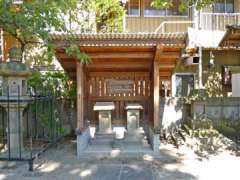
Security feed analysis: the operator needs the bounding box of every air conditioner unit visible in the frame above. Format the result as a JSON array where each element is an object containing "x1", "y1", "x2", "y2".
[{"x1": 184, "y1": 56, "x2": 199, "y2": 66}]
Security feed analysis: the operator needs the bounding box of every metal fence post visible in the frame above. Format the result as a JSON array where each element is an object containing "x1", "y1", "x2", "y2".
[
  {"x1": 7, "y1": 86, "x2": 10, "y2": 159},
  {"x1": 18, "y1": 85, "x2": 22, "y2": 159}
]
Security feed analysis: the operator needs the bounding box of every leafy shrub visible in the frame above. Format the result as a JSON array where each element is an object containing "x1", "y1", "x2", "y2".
[{"x1": 214, "y1": 120, "x2": 239, "y2": 138}]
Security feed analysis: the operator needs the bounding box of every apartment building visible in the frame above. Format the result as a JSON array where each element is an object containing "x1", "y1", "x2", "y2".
[{"x1": 123, "y1": 0, "x2": 240, "y2": 98}]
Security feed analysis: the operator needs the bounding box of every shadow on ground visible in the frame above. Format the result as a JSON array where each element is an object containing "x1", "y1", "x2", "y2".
[{"x1": 0, "y1": 137, "x2": 198, "y2": 180}]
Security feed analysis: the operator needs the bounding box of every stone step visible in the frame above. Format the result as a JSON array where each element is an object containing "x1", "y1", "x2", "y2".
[
  {"x1": 121, "y1": 135, "x2": 147, "y2": 142},
  {"x1": 94, "y1": 133, "x2": 115, "y2": 138},
  {"x1": 90, "y1": 140, "x2": 113, "y2": 146},
  {"x1": 114, "y1": 140, "x2": 150, "y2": 146}
]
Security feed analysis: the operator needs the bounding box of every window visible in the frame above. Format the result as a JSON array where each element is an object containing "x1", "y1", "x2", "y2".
[
  {"x1": 175, "y1": 75, "x2": 194, "y2": 97},
  {"x1": 222, "y1": 66, "x2": 232, "y2": 86},
  {"x1": 144, "y1": 0, "x2": 187, "y2": 16},
  {"x1": 144, "y1": 0, "x2": 166, "y2": 16},
  {"x1": 126, "y1": 0, "x2": 140, "y2": 16},
  {"x1": 214, "y1": 0, "x2": 234, "y2": 13},
  {"x1": 160, "y1": 80, "x2": 171, "y2": 97}
]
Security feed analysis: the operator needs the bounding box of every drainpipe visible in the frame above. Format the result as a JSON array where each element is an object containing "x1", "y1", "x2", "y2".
[
  {"x1": 198, "y1": 45, "x2": 203, "y2": 89},
  {"x1": 123, "y1": 13, "x2": 126, "y2": 32},
  {"x1": 195, "y1": 7, "x2": 203, "y2": 89},
  {"x1": 121, "y1": 0, "x2": 127, "y2": 32},
  {"x1": 198, "y1": 10, "x2": 203, "y2": 89}
]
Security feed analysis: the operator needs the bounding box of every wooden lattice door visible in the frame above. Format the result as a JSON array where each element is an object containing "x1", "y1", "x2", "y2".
[{"x1": 86, "y1": 72, "x2": 151, "y2": 127}]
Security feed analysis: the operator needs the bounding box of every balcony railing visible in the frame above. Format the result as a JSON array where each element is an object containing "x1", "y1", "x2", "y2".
[
  {"x1": 200, "y1": 13, "x2": 240, "y2": 31},
  {"x1": 155, "y1": 21, "x2": 195, "y2": 33}
]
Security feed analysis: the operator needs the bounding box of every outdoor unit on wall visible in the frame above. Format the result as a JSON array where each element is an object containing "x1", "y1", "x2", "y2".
[{"x1": 184, "y1": 56, "x2": 199, "y2": 66}]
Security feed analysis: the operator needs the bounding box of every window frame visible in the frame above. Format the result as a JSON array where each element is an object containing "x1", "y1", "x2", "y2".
[
  {"x1": 126, "y1": 0, "x2": 141, "y2": 17},
  {"x1": 222, "y1": 65, "x2": 232, "y2": 88},
  {"x1": 213, "y1": 0, "x2": 235, "y2": 13},
  {"x1": 143, "y1": 0, "x2": 189, "y2": 17},
  {"x1": 172, "y1": 73, "x2": 195, "y2": 97}
]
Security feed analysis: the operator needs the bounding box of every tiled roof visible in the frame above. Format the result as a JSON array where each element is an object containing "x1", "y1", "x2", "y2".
[
  {"x1": 49, "y1": 32, "x2": 186, "y2": 47},
  {"x1": 219, "y1": 25, "x2": 240, "y2": 47}
]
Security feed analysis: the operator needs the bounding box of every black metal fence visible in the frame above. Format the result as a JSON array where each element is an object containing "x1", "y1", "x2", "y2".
[{"x1": 0, "y1": 86, "x2": 74, "y2": 171}]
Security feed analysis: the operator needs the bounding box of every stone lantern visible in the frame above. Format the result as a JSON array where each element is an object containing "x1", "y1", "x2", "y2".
[{"x1": 0, "y1": 46, "x2": 32, "y2": 157}]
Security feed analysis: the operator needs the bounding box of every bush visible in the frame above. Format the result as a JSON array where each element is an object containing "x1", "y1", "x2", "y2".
[{"x1": 215, "y1": 120, "x2": 239, "y2": 138}]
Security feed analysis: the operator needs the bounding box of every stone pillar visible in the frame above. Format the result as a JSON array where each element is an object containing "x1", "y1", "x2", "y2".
[
  {"x1": 148, "y1": 127, "x2": 160, "y2": 154},
  {"x1": 0, "y1": 46, "x2": 32, "y2": 159},
  {"x1": 7, "y1": 104, "x2": 26, "y2": 157}
]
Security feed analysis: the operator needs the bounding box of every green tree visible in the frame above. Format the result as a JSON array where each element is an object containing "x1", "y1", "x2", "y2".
[
  {"x1": 0, "y1": 0, "x2": 90, "y2": 64},
  {"x1": 205, "y1": 69, "x2": 223, "y2": 97},
  {"x1": 90, "y1": 0, "x2": 125, "y2": 33},
  {"x1": 28, "y1": 71, "x2": 76, "y2": 98},
  {"x1": 151, "y1": 0, "x2": 215, "y2": 12}
]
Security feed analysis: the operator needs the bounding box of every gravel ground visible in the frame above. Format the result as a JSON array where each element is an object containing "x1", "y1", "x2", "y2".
[{"x1": 0, "y1": 137, "x2": 240, "y2": 180}]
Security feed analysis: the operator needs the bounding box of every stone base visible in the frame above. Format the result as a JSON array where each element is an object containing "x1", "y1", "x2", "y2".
[
  {"x1": 144, "y1": 126, "x2": 160, "y2": 154},
  {"x1": 77, "y1": 128, "x2": 91, "y2": 158},
  {"x1": 98, "y1": 110, "x2": 112, "y2": 134},
  {"x1": 127, "y1": 110, "x2": 140, "y2": 132}
]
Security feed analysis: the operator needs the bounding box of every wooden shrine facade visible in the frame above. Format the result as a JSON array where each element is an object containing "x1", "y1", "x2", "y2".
[{"x1": 49, "y1": 33, "x2": 186, "y2": 131}]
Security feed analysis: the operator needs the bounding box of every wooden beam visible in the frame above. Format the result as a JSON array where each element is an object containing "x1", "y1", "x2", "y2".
[
  {"x1": 160, "y1": 76, "x2": 171, "y2": 80},
  {"x1": 89, "y1": 71, "x2": 149, "y2": 78},
  {"x1": 89, "y1": 96, "x2": 150, "y2": 101},
  {"x1": 89, "y1": 52, "x2": 154, "y2": 59},
  {"x1": 159, "y1": 64, "x2": 175, "y2": 69},
  {"x1": 77, "y1": 62, "x2": 84, "y2": 130},
  {"x1": 153, "y1": 60, "x2": 160, "y2": 129},
  {"x1": 85, "y1": 62, "x2": 151, "y2": 70},
  {"x1": 161, "y1": 46, "x2": 182, "y2": 52},
  {"x1": 159, "y1": 52, "x2": 179, "y2": 60},
  {"x1": 86, "y1": 67, "x2": 150, "y2": 72},
  {"x1": 56, "y1": 52, "x2": 154, "y2": 60},
  {"x1": 159, "y1": 71, "x2": 171, "y2": 77},
  {"x1": 154, "y1": 45, "x2": 163, "y2": 61},
  {"x1": 153, "y1": 45, "x2": 161, "y2": 130},
  {"x1": 80, "y1": 46, "x2": 156, "y2": 53}
]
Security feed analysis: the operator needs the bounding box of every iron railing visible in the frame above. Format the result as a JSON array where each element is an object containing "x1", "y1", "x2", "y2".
[{"x1": 0, "y1": 86, "x2": 73, "y2": 171}]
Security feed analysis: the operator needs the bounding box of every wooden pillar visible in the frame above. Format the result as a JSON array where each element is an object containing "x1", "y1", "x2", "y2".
[
  {"x1": 77, "y1": 62, "x2": 84, "y2": 130},
  {"x1": 153, "y1": 60, "x2": 160, "y2": 130}
]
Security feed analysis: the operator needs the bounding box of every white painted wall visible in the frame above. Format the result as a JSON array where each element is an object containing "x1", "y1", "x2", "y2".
[{"x1": 232, "y1": 73, "x2": 240, "y2": 97}]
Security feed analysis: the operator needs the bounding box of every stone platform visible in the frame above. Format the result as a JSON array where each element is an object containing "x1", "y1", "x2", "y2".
[{"x1": 78, "y1": 129, "x2": 155, "y2": 158}]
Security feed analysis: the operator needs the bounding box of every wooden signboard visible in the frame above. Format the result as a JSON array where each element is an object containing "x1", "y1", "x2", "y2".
[{"x1": 107, "y1": 79, "x2": 134, "y2": 94}]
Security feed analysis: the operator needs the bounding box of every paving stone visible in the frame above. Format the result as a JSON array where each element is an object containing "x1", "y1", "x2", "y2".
[
  {"x1": 91, "y1": 164, "x2": 121, "y2": 180},
  {"x1": 120, "y1": 164, "x2": 153, "y2": 180}
]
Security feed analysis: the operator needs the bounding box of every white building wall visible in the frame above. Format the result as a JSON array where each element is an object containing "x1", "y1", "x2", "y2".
[{"x1": 232, "y1": 73, "x2": 240, "y2": 97}]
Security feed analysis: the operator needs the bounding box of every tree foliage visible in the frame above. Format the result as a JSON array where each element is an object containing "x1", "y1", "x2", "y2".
[
  {"x1": 28, "y1": 71, "x2": 76, "y2": 98},
  {"x1": 90, "y1": 0, "x2": 125, "y2": 33},
  {"x1": 0, "y1": 0, "x2": 126, "y2": 99},
  {"x1": 205, "y1": 69, "x2": 223, "y2": 98},
  {"x1": 0, "y1": 0, "x2": 90, "y2": 64},
  {"x1": 151, "y1": 0, "x2": 215, "y2": 12}
]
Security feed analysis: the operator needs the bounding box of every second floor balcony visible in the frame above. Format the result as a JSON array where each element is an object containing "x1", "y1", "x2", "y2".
[
  {"x1": 200, "y1": 12, "x2": 240, "y2": 31},
  {"x1": 124, "y1": 0, "x2": 240, "y2": 33}
]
